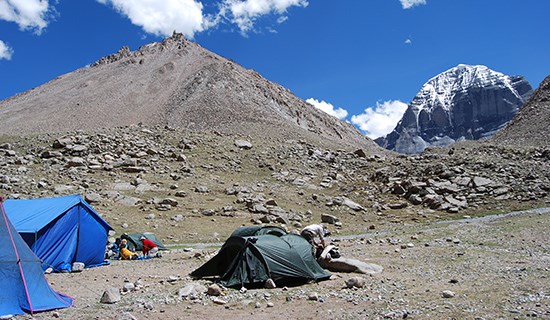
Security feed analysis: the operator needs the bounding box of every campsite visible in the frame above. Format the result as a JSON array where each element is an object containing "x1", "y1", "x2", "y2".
[
  {"x1": 0, "y1": 124, "x2": 548, "y2": 319},
  {"x1": 0, "y1": 20, "x2": 548, "y2": 319},
  {"x1": 2, "y1": 196, "x2": 549, "y2": 319}
]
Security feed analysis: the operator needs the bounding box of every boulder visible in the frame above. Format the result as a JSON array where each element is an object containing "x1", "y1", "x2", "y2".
[{"x1": 318, "y1": 246, "x2": 383, "y2": 274}]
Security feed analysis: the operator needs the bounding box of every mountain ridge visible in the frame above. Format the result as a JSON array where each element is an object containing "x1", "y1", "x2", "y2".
[
  {"x1": 0, "y1": 32, "x2": 377, "y2": 152},
  {"x1": 375, "y1": 64, "x2": 533, "y2": 154}
]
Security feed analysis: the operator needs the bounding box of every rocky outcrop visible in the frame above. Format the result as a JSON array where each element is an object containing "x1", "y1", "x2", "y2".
[{"x1": 376, "y1": 65, "x2": 533, "y2": 154}]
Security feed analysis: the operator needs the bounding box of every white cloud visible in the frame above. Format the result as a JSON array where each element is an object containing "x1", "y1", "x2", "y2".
[
  {"x1": 404, "y1": 38, "x2": 412, "y2": 44},
  {"x1": 96, "y1": 0, "x2": 206, "y2": 38},
  {"x1": 0, "y1": 0, "x2": 52, "y2": 34},
  {"x1": 351, "y1": 100, "x2": 408, "y2": 139},
  {"x1": 306, "y1": 98, "x2": 348, "y2": 120},
  {"x1": 400, "y1": 0, "x2": 427, "y2": 9},
  {"x1": 220, "y1": 0, "x2": 308, "y2": 34},
  {"x1": 0, "y1": 40, "x2": 14, "y2": 60}
]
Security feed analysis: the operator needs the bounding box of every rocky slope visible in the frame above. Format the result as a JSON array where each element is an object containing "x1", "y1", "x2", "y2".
[
  {"x1": 1, "y1": 124, "x2": 548, "y2": 319},
  {"x1": 0, "y1": 32, "x2": 374, "y2": 152},
  {"x1": 492, "y1": 75, "x2": 550, "y2": 146},
  {"x1": 376, "y1": 65, "x2": 533, "y2": 154},
  {"x1": 0, "y1": 125, "x2": 548, "y2": 244}
]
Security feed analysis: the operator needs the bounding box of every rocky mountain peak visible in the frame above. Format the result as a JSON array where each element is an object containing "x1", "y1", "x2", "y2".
[
  {"x1": 376, "y1": 64, "x2": 533, "y2": 154},
  {"x1": 91, "y1": 31, "x2": 191, "y2": 67},
  {"x1": 0, "y1": 34, "x2": 377, "y2": 152}
]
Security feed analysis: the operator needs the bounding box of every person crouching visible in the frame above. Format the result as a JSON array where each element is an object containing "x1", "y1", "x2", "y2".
[{"x1": 140, "y1": 236, "x2": 159, "y2": 258}]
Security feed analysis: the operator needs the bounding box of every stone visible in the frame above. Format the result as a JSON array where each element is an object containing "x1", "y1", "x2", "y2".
[
  {"x1": 207, "y1": 284, "x2": 223, "y2": 296},
  {"x1": 388, "y1": 202, "x2": 408, "y2": 209},
  {"x1": 202, "y1": 209, "x2": 216, "y2": 216},
  {"x1": 212, "y1": 297, "x2": 228, "y2": 305},
  {"x1": 67, "y1": 157, "x2": 86, "y2": 167},
  {"x1": 408, "y1": 194, "x2": 423, "y2": 205},
  {"x1": 321, "y1": 213, "x2": 339, "y2": 224},
  {"x1": 234, "y1": 139, "x2": 253, "y2": 149},
  {"x1": 264, "y1": 278, "x2": 276, "y2": 289},
  {"x1": 160, "y1": 198, "x2": 178, "y2": 206},
  {"x1": 175, "y1": 191, "x2": 187, "y2": 197},
  {"x1": 345, "y1": 276, "x2": 366, "y2": 288},
  {"x1": 118, "y1": 312, "x2": 138, "y2": 320},
  {"x1": 172, "y1": 214, "x2": 184, "y2": 222},
  {"x1": 71, "y1": 262, "x2": 85, "y2": 273},
  {"x1": 308, "y1": 292, "x2": 319, "y2": 301},
  {"x1": 179, "y1": 283, "x2": 207, "y2": 299},
  {"x1": 472, "y1": 176, "x2": 494, "y2": 188},
  {"x1": 122, "y1": 282, "x2": 135, "y2": 292},
  {"x1": 195, "y1": 186, "x2": 209, "y2": 193},
  {"x1": 84, "y1": 193, "x2": 102, "y2": 203},
  {"x1": 334, "y1": 196, "x2": 364, "y2": 211},
  {"x1": 100, "y1": 287, "x2": 121, "y2": 304},
  {"x1": 442, "y1": 290, "x2": 455, "y2": 298},
  {"x1": 353, "y1": 149, "x2": 367, "y2": 158}
]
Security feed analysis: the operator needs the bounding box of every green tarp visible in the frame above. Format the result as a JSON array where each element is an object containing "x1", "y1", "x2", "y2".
[{"x1": 191, "y1": 228, "x2": 330, "y2": 288}]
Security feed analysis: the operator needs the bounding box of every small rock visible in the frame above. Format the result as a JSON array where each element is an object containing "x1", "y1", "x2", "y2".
[
  {"x1": 122, "y1": 282, "x2": 135, "y2": 292},
  {"x1": 234, "y1": 139, "x2": 253, "y2": 149},
  {"x1": 212, "y1": 297, "x2": 228, "y2": 305},
  {"x1": 207, "y1": 284, "x2": 223, "y2": 296},
  {"x1": 345, "y1": 277, "x2": 366, "y2": 288},
  {"x1": 71, "y1": 262, "x2": 85, "y2": 273},
  {"x1": 118, "y1": 312, "x2": 137, "y2": 320},
  {"x1": 195, "y1": 186, "x2": 210, "y2": 193},
  {"x1": 100, "y1": 287, "x2": 121, "y2": 304},
  {"x1": 442, "y1": 290, "x2": 455, "y2": 298},
  {"x1": 308, "y1": 292, "x2": 319, "y2": 301},
  {"x1": 321, "y1": 213, "x2": 339, "y2": 224},
  {"x1": 264, "y1": 278, "x2": 277, "y2": 289}
]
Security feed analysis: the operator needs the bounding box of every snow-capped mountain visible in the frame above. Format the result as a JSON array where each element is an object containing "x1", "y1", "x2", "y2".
[{"x1": 375, "y1": 64, "x2": 533, "y2": 154}]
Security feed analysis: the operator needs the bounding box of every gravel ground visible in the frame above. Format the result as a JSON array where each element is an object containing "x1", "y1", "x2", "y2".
[{"x1": 17, "y1": 207, "x2": 550, "y2": 320}]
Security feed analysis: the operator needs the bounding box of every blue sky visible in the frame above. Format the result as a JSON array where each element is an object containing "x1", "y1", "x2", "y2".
[{"x1": 1, "y1": 0, "x2": 548, "y2": 138}]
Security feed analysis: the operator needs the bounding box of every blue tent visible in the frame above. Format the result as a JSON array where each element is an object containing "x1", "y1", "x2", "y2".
[
  {"x1": 4, "y1": 194, "x2": 113, "y2": 272},
  {"x1": 1, "y1": 200, "x2": 73, "y2": 316}
]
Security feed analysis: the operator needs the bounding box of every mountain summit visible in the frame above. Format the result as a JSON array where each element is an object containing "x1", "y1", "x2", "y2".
[
  {"x1": 375, "y1": 64, "x2": 533, "y2": 154},
  {"x1": 0, "y1": 32, "x2": 375, "y2": 151}
]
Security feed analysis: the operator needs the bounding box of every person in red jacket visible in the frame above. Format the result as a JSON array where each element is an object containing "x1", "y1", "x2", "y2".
[{"x1": 139, "y1": 236, "x2": 159, "y2": 258}]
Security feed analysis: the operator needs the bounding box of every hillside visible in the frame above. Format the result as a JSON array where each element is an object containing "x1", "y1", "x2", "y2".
[
  {"x1": 492, "y1": 75, "x2": 550, "y2": 146},
  {"x1": 0, "y1": 32, "x2": 375, "y2": 152}
]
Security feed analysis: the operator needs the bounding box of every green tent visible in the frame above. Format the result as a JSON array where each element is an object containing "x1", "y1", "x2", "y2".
[
  {"x1": 191, "y1": 232, "x2": 331, "y2": 288},
  {"x1": 230, "y1": 225, "x2": 287, "y2": 237},
  {"x1": 121, "y1": 233, "x2": 167, "y2": 252}
]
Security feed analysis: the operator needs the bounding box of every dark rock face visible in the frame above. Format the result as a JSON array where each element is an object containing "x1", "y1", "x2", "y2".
[{"x1": 376, "y1": 65, "x2": 533, "y2": 154}]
